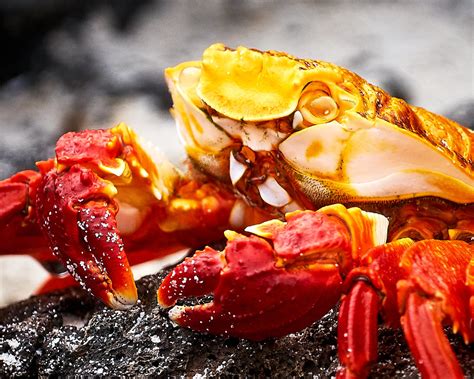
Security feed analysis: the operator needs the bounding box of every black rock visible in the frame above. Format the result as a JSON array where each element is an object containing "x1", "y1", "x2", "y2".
[{"x1": 1, "y1": 271, "x2": 473, "y2": 377}]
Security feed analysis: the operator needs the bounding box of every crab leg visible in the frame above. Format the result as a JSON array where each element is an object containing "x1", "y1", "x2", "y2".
[
  {"x1": 336, "y1": 239, "x2": 414, "y2": 378},
  {"x1": 336, "y1": 281, "x2": 379, "y2": 379},
  {"x1": 402, "y1": 293, "x2": 464, "y2": 379},
  {"x1": 398, "y1": 240, "x2": 472, "y2": 379},
  {"x1": 35, "y1": 275, "x2": 78, "y2": 294},
  {"x1": 0, "y1": 171, "x2": 35, "y2": 221},
  {"x1": 339, "y1": 239, "x2": 472, "y2": 378},
  {"x1": 0, "y1": 170, "x2": 51, "y2": 260}
]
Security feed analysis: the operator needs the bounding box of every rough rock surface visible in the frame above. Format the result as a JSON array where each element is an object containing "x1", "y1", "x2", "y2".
[{"x1": 1, "y1": 270, "x2": 473, "y2": 377}]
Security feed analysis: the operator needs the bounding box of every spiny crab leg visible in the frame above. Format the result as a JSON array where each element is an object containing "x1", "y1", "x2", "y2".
[{"x1": 158, "y1": 205, "x2": 387, "y2": 340}]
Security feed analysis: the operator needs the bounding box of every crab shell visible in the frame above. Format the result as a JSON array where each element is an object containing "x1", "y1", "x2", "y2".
[{"x1": 165, "y1": 43, "x2": 473, "y2": 211}]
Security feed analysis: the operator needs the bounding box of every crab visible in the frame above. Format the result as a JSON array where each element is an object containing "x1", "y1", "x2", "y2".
[{"x1": 0, "y1": 44, "x2": 473, "y2": 378}]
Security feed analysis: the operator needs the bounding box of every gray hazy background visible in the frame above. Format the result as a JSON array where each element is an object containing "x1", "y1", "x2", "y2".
[{"x1": 0, "y1": 0, "x2": 473, "y2": 305}]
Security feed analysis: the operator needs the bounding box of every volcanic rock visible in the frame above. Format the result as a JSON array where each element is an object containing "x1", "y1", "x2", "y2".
[{"x1": 1, "y1": 270, "x2": 473, "y2": 377}]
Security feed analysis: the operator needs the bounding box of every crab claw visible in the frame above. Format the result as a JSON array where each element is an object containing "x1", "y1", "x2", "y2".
[
  {"x1": 31, "y1": 123, "x2": 189, "y2": 308},
  {"x1": 36, "y1": 164, "x2": 137, "y2": 309},
  {"x1": 33, "y1": 126, "x2": 150, "y2": 309},
  {"x1": 158, "y1": 210, "x2": 353, "y2": 340}
]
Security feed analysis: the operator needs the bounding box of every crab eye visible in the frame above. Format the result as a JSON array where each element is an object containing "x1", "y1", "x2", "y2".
[{"x1": 298, "y1": 82, "x2": 339, "y2": 125}]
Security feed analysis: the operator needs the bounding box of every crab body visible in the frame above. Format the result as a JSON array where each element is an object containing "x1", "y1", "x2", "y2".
[{"x1": 1, "y1": 44, "x2": 473, "y2": 378}]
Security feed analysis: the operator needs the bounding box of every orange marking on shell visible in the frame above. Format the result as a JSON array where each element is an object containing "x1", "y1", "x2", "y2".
[{"x1": 305, "y1": 140, "x2": 323, "y2": 159}]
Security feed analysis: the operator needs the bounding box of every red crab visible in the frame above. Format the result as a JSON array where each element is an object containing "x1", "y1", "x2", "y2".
[{"x1": 1, "y1": 44, "x2": 473, "y2": 378}]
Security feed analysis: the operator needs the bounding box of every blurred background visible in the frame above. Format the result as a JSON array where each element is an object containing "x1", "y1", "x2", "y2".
[{"x1": 0, "y1": 0, "x2": 472, "y2": 306}]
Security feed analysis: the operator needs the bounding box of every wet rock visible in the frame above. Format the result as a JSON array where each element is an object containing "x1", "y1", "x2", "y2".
[{"x1": 1, "y1": 271, "x2": 473, "y2": 377}]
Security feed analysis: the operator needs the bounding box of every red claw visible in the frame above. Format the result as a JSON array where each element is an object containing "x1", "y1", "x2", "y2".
[
  {"x1": 158, "y1": 246, "x2": 225, "y2": 308},
  {"x1": 2, "y1": 124, "x2": 239, "y2": 309},
  {"x1": 37, "y1": 164, "x2": 137, "y2": 309},
  {"x1": 158, "y1": 211, "x2": 352, "y2": 340}
]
